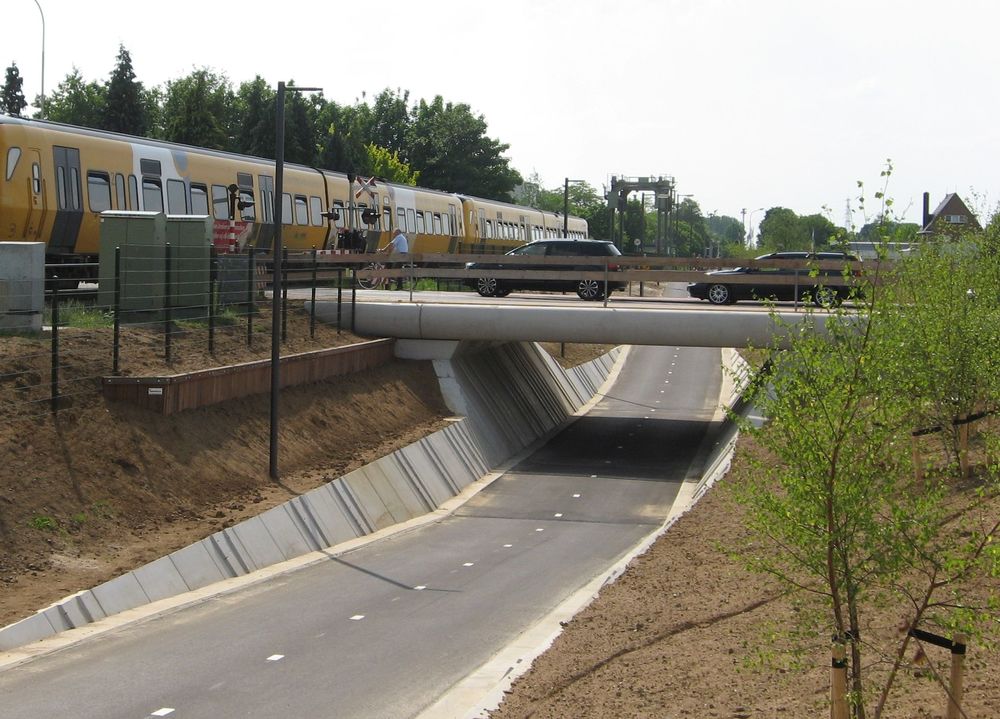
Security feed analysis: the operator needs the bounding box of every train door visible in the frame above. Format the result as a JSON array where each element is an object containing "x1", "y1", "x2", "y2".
[
  {"x1": 22, "y1": 149, "x2": 45, "y2": 241},
  {"x1": 50, "y1": 146, "x2": 83, "y2": 255},
  {"x1": 256, "y1": 173, "x2": 274, "y2": 250}
]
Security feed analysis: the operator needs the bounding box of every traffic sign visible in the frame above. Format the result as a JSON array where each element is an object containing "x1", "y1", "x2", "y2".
[{"x1": 355, "y1": 176, "x2": 377, "y2": 200}]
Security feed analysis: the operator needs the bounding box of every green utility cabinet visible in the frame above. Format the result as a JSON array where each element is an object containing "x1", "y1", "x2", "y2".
[{"x1": 98, "y1": 212, "x2": 213, "y2": 316}]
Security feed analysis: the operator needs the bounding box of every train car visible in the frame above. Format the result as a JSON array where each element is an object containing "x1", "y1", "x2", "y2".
[
  {"x1": 1, "y1": 114, "x2": 588, "y2": 275},
  {"x1": 457, "y1": 195, "x2": 589, "y2": 255}
]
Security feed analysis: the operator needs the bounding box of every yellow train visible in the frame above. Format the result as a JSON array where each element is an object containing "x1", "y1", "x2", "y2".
[{"x1": 0, "y1": 115, "x2": 588, "y2": 278}]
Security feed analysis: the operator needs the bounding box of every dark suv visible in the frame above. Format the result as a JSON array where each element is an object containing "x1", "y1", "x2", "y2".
[
  {"x1": 687, "y1": 251, "x2": 862, "y2": 306},
  {"x1": 466, "y1": 239, "x2": 625, "y2": 300}
]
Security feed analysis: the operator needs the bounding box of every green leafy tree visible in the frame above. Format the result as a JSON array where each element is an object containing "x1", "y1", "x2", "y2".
[
  {"x1": 282, "y1": 84, "x2": 318, "y2": 166},
  {"x1": 707, "y1": 214, "x2": 746, "y2": 257},
  {"x1": 365, "y1": 144, "x2": 419, "y2": 185},
  {"x1": 1, "y1": 64, "x2": 28, "y2": 117},
  {"x1": 407, "y1": 95, "x2": 521, "y2": 199},
  {"x1": 757, "y1": 207, "x2": 806, "y2": 251},
  {"x1": 102, "y1": 45, "x2": 148, "y2": 135},
  {"x1": 160, "y1": 69, "x2": 235, "y2": 149},
  {"x1": 232, "y1": 76, "x2": 274, "y2": 157},
  {"x1": 316, "y1": 100, "x2": 371, "y2": 176},
  {"x1": 368, "y1": 88, "x2": 411, "y2": 161},
  {"x1": 42, "y1": 68, "x2": 106, "y2": 127}
]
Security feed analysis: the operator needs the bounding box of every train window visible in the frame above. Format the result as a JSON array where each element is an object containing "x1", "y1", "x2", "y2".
[
  {"x1": 333, "y1": 201, "x2": 345, "y2": 228},
  {"x1": 142, "y1": 178, "x2": 164, "y2": 212},
  {"x1": 115, "y1": 174, "x2": 126, "y2": 209},
  {"x1": 433, "y1": 214, "x2": 442, "y2": 234},
  {"x1": 32, "y1": 164, "x2": 41, "y2": 194},
  {"x1": 87, "y1": 172, "x2": 112, "y2": 212},
  {"x1": 5, "y1": 147, "x2": 20, "y2": 180},
  {"x1": 485, "y1": 220, "x2": 494, "y2": 239},
  {"x1": 442, "y1": 214, "x2": 451, "y2": 236},
  {"x1": 167, "y1": 179, "x2": 188, "y2": 214},
  {"x1": 406, "y1": 208, "x2": 416, "y2": 233},
  {"x1": 212, "y1": 185, "x2": 230, "y2": 219},
  {"x1": 309, "y1": 197, "x2": 323, "y2": 226},
  {"x1": 56, "y1": 167, "x2": 67, "y2": 209},
  {"x1": 396, "y1": 208, "x2": 405, "y2": 231},
  {"x1": 140, "y1": 159, "x2": 161, "y2": 177},
  {"x1": 239, "y1": 190, "x2": 255, "y2": 221},
  {"x1": 416, "y1": 211, "x2": 425, "y2": 234},
  {"x1": 281, "y1": 193, "x2": 293, "y2": 224},
  {"x1": 383, "y1": 208, "x2": 391, "y2": 230},
  {"x1": 129, "y1": 175, "x2": 139, "y2": 210},
  {"x1": 191, "y1": 184, "x2": 209, "y2": 215},
  {"x1": 294, "y1": 195, "x2": 308, "y2": 225},
  {"x1": 70, "y1": 168, "x2": 81, "y2": 210},
  {"x1": 478, "y1": 209, "x2": 486, "y2": 237}
]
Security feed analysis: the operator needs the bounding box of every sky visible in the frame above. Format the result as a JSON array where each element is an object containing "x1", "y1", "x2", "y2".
[{"x1": 6, "y1": 0, "x2": 998, "y2": 230}]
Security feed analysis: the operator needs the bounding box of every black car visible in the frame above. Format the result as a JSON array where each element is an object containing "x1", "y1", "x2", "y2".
[
  {"x1": 687, "y1": 251, "x2": 862, "y2": 306},
  {"x1": 466, "y1": 239, "x2": 626, "y2": 301}
]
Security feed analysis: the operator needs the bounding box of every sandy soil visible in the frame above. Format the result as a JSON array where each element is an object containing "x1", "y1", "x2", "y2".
[{"x1": 1, "y1": 296, "x2": 996, "y2": 718}]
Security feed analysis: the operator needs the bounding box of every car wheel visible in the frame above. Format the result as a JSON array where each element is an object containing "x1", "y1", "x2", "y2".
[
  {"x1": 476, "y1": 277, "x2": 500, "y2": 297},
  {"x1": 707, "y1": 283, "x2": 733, "y2": 305},
  {"x1": 813, "y1": 286, "x2": 840, "y2": 307},
  {"x1": 576, "y1": 279, "x2": 605, "y2": 301}
]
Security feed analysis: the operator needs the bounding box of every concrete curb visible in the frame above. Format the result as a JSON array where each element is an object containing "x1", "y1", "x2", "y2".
[{"x1": 0, "y1": 341, "x2": 624, "y2": 663}]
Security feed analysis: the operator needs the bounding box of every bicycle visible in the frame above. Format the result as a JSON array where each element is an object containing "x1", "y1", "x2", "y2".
[{"x1": 355, "y1": 259, "x2": 417, "y2": 290}]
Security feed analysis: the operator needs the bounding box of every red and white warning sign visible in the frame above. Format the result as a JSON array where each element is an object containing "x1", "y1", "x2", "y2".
[
  {"x1": 212, "y1": 219, "x2": 251, "y2": 253},
  {"x1": 354, "y1": 176, "x2": 377, "y2": 200}
]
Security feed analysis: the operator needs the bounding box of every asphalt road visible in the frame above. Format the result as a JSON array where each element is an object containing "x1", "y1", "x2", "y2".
[{"x1": 0, "y1": 345, "x2": 723, "y2": 719}]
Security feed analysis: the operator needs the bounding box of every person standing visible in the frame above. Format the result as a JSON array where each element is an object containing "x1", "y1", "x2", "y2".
[{"x1": 381, "y1": 228, "x2": 409, "y2": 289}]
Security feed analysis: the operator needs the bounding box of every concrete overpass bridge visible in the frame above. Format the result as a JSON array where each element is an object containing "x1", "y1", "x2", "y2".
[{"x1": 313, "y1": 299, "x2": 848, "y2": 351}]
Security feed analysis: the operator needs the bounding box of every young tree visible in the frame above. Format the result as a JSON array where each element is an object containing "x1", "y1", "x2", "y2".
[
  {"x1": 734, "y1": 234, "x2": 1000, "y2": 717},
  {"x1": 1, "y1": 64, "x2": 28, "y2": 117},
  {"x1": 102, "y1": 45, "x2": 148, "y2": 135}
]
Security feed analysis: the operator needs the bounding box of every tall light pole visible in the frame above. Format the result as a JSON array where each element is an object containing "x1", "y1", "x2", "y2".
[
  {"x1": 270, "y1": 81, "x2": 321, "y2": 480},
  {"x1": 32, "y1": 0, "x2": 45, "y2": 117},
  {"x1": 746, "y1": 207, "x2": 764, "y2": 248}
]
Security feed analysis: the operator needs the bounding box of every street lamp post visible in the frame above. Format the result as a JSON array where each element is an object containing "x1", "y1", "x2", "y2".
[
  {"x1": 270, "y1": 81, "x2": 321, "y2": 480},
  {"x1": 32, "y1": 0, "x2": 45, "y2": 117},
  {"x1": 746, "y1": 207, "x2": 764, "y2": 248}
]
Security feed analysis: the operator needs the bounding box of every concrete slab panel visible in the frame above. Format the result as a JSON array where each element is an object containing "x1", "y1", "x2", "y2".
[
  {"x1": 283, "y1": 498, "x2": 331, "y2": 551},
  {"x1": 226, "y1": 517, "x2": 286, "y2": 571},
  {"x1": 340, "y1": 469, "x2": 399, "y2": 530},
  {"x1": 359, "y1": 461, "x2": 419, "y2": 524},
  {"x1": 396, "y1": 442, "x2": 456, "y2": 506},
  {"x1": 373, "y1": 455, "x2": 434, "y2": 517},
  {"x1": 133, "y1": 556, "x2": 192, "y2": 602},
  {"x1": 257, "y1": 504, "x2": 320, "y2": 560},
  {"x1": 0, "y1": 612, "x2": 57, "y2": 651},
  {"x1": 300, "y1": 483, "x2": 367, "y2": 545},
  {"x1": 170, "y1": 541, "x2": 229, "y2": 590},
  {"x1": 39, "y1": 590, "x2": 102, "y2": 631},
  {"x1": 328, "y1": 479, "x2": 377, "y2": 535},
  {"x1": 90, "y1": 573, "x2": 151, "y2": 617}
]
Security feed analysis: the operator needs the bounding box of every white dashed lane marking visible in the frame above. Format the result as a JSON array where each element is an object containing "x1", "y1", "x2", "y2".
[
  {"x1": 414, "y1": 585, "x2": 426, "y2": 590},
  {"x1": 266, "y1": 654, "x2": 284, "y2": 662},
  {"x1": 151, "y1": 710, "x2": 175, "y2": 718},
  {"x1": 350, "y1": 614, "x2": 365, "y2": 621}
]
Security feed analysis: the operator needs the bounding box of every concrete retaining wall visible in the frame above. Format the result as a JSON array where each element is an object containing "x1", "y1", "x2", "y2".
[{"x1": 0, "y1": 341, "x2": 621, "y2": 653}]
